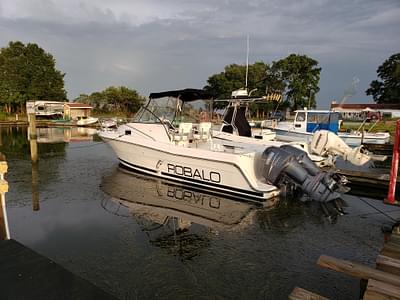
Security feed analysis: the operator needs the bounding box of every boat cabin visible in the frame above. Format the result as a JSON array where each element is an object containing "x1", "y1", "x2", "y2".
[{"x1": 294, "y1": 109, "x2": 340, "y2": 134}]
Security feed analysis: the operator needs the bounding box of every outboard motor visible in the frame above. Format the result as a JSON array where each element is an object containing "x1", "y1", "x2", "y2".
[{"x1": 262, "y1": 145, "x2": 346, "y2": 216}]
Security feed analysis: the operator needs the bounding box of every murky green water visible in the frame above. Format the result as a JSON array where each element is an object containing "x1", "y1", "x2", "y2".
[{"x1": 1, "y1": 126, "x2": 398, "y2": 299}]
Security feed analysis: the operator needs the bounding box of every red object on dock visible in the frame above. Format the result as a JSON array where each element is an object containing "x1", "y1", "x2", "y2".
[{"x1": 386, "y1": 120, "x2": 400, "y2": 204}]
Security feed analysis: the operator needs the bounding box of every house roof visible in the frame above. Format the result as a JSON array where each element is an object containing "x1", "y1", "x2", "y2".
[
  {"x1": 64, "y1": 103, "x2": 93, "y2": 109},
  {"x1": 331, "y1": 103, "x2": 400, "y2": 110}
]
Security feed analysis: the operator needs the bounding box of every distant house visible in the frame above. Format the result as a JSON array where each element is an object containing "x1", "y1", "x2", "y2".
[
  {"x1": 64, "y1": 103, "x2": 93, "y2": 121},
  {"x1": 330, "y1": 102, "x2": 400, "y2": 120}
]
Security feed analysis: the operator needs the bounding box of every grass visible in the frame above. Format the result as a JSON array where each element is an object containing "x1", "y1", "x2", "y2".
[
  {"x1": 0, "y1": 112, "x2": 28, "y2": 122},
  {"x1": 342, "y1": 120, "x2": 397, "y2": 142}
]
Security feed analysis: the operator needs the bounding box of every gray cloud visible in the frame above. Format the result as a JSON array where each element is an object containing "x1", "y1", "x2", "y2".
[{"x1": 1, "y1": 0, "x2": 399, "y2": 107}]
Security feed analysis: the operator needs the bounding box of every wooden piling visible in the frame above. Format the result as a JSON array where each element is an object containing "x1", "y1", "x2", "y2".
[
  {"x1": 32, "y1": 162, "x2": 39, "y2": 211},
  {"x1": 0, "y1": 160, "x2": 9, "y2": 240},
  {"x1": 29, "y1": 113, "x2": 38, "y2": 163}
]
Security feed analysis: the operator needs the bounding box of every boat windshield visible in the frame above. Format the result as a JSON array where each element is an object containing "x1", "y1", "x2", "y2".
[
  {"x1": 133, "y1": 97, "x2": 178, "y2": 124},
  {"x1": 133, "y1": 97, "x2": 211, "y2": 126}
]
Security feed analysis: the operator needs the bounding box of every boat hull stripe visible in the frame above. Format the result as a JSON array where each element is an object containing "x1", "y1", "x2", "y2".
[{"x1": 118, "y1": 159, "x2": 268, "y2": 200}]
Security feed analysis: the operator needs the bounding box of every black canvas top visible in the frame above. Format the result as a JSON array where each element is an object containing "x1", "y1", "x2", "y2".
[{"x1": 149, "y1": 88, "x2": 213, "y2": 102}]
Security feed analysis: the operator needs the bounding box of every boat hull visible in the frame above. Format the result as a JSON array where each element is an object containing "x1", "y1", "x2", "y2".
[
  {"x1": 273, "y1": 128, "x2": 390, "y2": 147},
  {"x1": 101, "y1": 134, "x2": 280, "y2": 202}
]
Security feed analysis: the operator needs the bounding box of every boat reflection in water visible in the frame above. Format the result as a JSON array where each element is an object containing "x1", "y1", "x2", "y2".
[
  {"x1": 100, "y1": 167, "x2": 280, "y2": 259},
  {"x1": 28, "y1": 127, "x2": 98, "y2": 143}
]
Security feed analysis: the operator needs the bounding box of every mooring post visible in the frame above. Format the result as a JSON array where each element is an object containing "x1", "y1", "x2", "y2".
[
  {"x1": 29, "y1": 113, "x2": 38, "y2": 163},
  {"x1": 32, "y1": 162, "x2": 39, "y2": 211},
  {"x1": 386, "y1": 120, "x2": 400, "y2": 204},
  {"x1": 0, "y1": 160, "x2": 10, "y2": 240}
]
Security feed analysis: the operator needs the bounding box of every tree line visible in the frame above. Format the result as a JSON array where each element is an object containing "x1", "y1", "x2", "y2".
[{"x1": 0, "y1": 40, "x2": 398, "y2": 115}]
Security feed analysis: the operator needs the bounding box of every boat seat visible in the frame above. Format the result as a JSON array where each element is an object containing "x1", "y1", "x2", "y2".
[
  {"x1": 173, "y1": 122, "x2": 193, "y2": 142},
  {"x1": 193, "y1": 122, "x2": 211, "y2": 140}
]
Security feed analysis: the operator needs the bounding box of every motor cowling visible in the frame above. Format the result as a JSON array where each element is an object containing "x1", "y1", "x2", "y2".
[{"x1": 261, "y1": 145, "x2": 345, "y2": 204}]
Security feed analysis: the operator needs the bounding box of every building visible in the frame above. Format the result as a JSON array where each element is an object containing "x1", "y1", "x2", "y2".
[
  {"x1": 26, "y1": 101, "x2": 66, "y2": 120},
  {"x1": 330, "y1": 102, "x2": 400, "y2": 121},
  {"x1": 63, "y1": 103, "x2": 93, "y2": 121}
]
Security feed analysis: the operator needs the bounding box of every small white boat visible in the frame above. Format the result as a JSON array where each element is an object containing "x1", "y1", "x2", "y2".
[
  {"x1": 267, "y1": 108, "x2": 390, "y2": 146},
  {"x1": 76, "y1": 116, "x2": 98, "y2": 126},
  {"x1": 99, "y1": 89, "x2": 346, "y2": 207},
  {"x1": 100, "y1": 118, "x2": 118, "y2": 129}
]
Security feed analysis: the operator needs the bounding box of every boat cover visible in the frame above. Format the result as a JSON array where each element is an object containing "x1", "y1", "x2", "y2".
[{"x1": 149, "y1": 88, "x2": 214, "y2": 102}]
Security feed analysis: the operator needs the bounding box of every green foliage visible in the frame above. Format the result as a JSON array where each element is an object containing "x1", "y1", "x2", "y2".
[
  {"x1": 204, "y1": 62, "x2": 268, "y2": 99},
  {"x1": 271, "y1": 54, "x2": 320, "y2": 109},
  {"x1": 366, "y1": 53, "x2": 400, "y2": 103},
  {"x1": 204, "y1": 54, "x2": 321, "y2": 112},
  {"x1": 74, "y1": 86, "x2": 145, "y2": 116},
  {"x1": 0, "y1": 41, "x2": 67, "y2": 113}
]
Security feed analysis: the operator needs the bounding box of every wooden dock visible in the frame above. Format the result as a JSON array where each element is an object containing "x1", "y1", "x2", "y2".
[
  {"x1": 290, "y1": 224, "x2": 400, "y2": 299},
  {"x1": 0, "y1": 239, "x2": 117, "y2": 299},
  {"x1": 1, "y1": 157, "x2": 116, "y2": 299},
  {"x1": 336, "y1": 168, "x2": 399, "y2": 199}
]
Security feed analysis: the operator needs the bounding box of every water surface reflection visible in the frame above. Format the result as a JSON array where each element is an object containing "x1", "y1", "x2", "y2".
[{"x1": 1, "y1": 125, "x2": 394, "y2": 300}]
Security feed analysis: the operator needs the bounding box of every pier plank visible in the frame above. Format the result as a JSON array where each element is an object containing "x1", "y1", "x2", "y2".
[
  {"x1": 317, "y1": 255, "x2": 400, "y2": 286},
  {"x1": 0, "y1": 239, "x2": 117, "y2": 299},
  {"x1": 382, "y1": 242, "x2": 400, "y2": 260},
  {"x1": 377, "y1": 255, "x2": 400, "y2": 276},
  {"x1": 364, "y1": 279, "x2": 400, "y2": 299},
  {"x1": 288, "y1": 287, "x2": 329, "y2": 300},
  {"x1": 391, "y1": 235, "x2": 400, "y2": 243}
]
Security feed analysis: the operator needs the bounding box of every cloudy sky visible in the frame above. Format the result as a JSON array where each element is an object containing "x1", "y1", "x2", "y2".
[{"x1": 0, "y1": 0, "x2": 399, "y2": 108}]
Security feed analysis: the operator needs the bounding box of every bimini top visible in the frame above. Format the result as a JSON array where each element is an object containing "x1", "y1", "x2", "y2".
[{"x1": 149, "y1": 88, "x2": 214, "y2": 102}]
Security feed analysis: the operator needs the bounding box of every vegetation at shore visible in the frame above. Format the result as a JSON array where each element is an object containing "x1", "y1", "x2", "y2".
[
  {"x1": 0, "y1": 39, "x2": 398, "y2": 119},
  {"x1": 0, "y1": 41, "x2": 66, "y2": 114}
]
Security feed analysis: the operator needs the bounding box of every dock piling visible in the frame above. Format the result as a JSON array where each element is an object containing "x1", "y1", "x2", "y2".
[
  {"x1": 386, "y1": 120, "x2": 400, "y2": 205},
  {"x1": 0, "y1": 160, "x2": 9, "y2": 240},
  {"x1": 29, "y1": 113, "x2": 38, "y2": 163}
]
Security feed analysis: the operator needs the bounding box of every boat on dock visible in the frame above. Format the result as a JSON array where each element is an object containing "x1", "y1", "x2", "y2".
[
  {"x1": 99, "y1": 88, "x2": 346, "y2": 208},
  {"x1": 267, "y1": 108, "x2": 390, "y2": 146}
]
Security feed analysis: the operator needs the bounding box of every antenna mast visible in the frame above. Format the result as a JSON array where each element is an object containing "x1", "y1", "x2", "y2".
[{"x1": 245, "y1": 34, "x2": 249, "y2": 90}]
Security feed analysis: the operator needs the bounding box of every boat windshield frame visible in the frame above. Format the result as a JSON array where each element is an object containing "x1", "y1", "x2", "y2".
[
  {"x1": 133, "y1": 97, "x2": 179, "y2": 125},
  {"x1": 133, "y1": 96, "x2": 212, "y2": 126}
]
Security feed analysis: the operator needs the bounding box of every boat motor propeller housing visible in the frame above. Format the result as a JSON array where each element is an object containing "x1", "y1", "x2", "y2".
[{"x1": 261, "y1": 145, "x2": 346, "y2": 215}]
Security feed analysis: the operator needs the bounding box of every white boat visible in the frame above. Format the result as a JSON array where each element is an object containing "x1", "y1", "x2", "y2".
[
  {"x1": 99, "y1": 89, "x2": 346, "y2": 206},
  {"x1": 76, "y1": 116, "x2": 98, "y2": 126},
  {"x1": 212, "y1": 97, "x2": 379, "y2": 168},
  {"x1": 267, "y1": 108, "x2": 390, "y2": 146},
  {"x1": 100, "y1": 118, "x2": 118, "y2": 129}
]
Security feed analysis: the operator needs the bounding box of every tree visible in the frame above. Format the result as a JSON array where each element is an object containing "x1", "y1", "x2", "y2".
[
  {"x1": 204, "y1": 62, "x2": 269, "y2": 99},
  {"x1": 272, "y1": 54, "x2": 321, "y2": 110},
  {"x1": 0, "y1": 41, "x2": 67, "y2": 113},
  {"x1": 74, "y1": 86, "x2": 145, "y2": 116},
  {"x1": 204, "y1": 62, "x2": 273, "y2": 115},
  {"x1": 366, "y1": 53, "x2": 400, "y2": 103}
]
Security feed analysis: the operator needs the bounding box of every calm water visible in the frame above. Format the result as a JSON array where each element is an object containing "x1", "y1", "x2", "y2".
[{"x1": 1, "y1": 126, "x2": 398, "y2": 299}]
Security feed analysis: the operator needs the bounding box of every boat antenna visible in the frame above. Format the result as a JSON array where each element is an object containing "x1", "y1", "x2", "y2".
[{"x1": 245, "y1": 34, "x2": 249, "y2": 90}]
